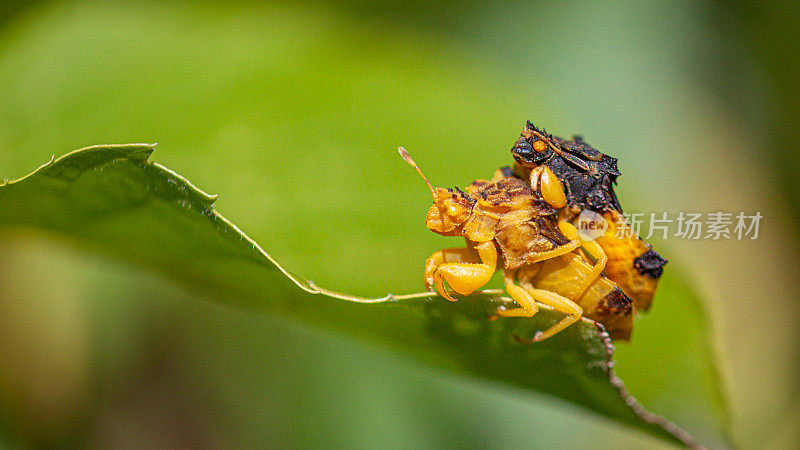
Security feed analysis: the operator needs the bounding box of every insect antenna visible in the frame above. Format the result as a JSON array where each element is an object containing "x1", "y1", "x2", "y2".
[{"x1": 398, "y1": 147, "x2": 437, "y2": 200}]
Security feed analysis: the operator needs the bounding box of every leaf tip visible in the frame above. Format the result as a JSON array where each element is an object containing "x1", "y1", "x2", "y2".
[{"x1": 124, "y1": 143, "x2": 157, "y2": 162}]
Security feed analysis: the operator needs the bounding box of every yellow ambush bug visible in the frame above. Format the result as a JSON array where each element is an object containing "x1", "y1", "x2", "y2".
[{"x1": 400, "y1": 148, "x2": 633, "y2": 342}]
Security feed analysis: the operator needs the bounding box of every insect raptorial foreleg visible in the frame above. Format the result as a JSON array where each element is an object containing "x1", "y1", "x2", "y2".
[
  {"x1": 424, "y1": 247, "x2": 479, "y2": 291},
  {"x1": 495, "y1": 267, "x2": 539, "y2": 318},
  {"x1": 530, "y1": 165, "x2": 567, "y2": 209},
  {"x1": 432, "y1": 241, "x2": 497, "y2": 301}
]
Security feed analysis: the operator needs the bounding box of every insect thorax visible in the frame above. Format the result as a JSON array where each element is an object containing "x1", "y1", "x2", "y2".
[{"x1": 463, "y1": 169, "x2": 570, "y2": 269}]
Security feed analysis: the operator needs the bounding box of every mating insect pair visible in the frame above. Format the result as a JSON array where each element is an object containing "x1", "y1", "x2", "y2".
[{"x1": 400, "y1": 122, "x2": 667, "y2": 342}]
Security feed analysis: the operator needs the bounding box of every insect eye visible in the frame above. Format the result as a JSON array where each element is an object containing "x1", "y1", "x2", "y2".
[{"x1": 533, "y1": 140, "x2": 547, "y2": 153}]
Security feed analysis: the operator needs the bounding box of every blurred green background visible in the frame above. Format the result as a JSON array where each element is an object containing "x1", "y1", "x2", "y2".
[{"x1": 1, "y1": 0, "x2": 798, "y2": 448}]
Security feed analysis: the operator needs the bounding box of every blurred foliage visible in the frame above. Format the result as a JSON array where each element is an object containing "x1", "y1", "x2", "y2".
[
  {"x1": 0, "y1": 0, "x2": 798, "y2": 448},
  {"x1": 0, "y1": 1, "x2": 30, "y2": 25},
  {"x1": 709, "y1": 0, "x2": 800, "y2": 231}
]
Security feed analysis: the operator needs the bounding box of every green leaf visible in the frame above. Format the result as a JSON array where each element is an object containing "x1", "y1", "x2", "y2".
[
  {"x1": 0, "y1": 3, "x2": 735, "y2": 447},
  {"x1": 0, "y1": 144, "x2": 699, "y2": 446}
]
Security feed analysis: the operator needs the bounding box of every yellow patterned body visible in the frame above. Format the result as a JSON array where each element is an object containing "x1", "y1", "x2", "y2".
[{"x1": 594, "y1": 210, "x2": 661, "y2": 311}]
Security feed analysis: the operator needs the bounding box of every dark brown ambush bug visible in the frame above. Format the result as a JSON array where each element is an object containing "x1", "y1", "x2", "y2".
[
  {"x1": 400, "y1": 148, "x2": 633, "y2": 341},
  {"x1": 510, "y1": 121, "x2": 668, "y2": 311}
]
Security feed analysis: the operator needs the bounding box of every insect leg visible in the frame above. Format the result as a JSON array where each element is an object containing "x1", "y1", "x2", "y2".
[
  {"x1": 558, "y1": 220, "x2": 608, "y2": 302},
  {"x1": 525, "y1": 229, "x2": 580, "y2": 264},
  {"x1": 571, "y1": 238, "x2": 608, "y2": 302},
  {"x1": 515, "y1": 218, "x2": 586, "y2": 265},
  {"x1": 425, "y1": 247, "x2": 479, "y2": 291},
  {"x1": 515, "y1": 288, "x2": 583, "y2": 343},
  {"x1": 494, "y1": 268, "x2": 540, "y2": 318},
  {"x1": 433, "y1": 241, "x2": 497, "y2": 301},
  {"x1": 530, "y1": 165, "x2": 567, "y2": 209}
]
